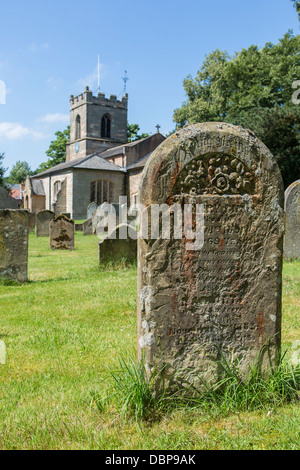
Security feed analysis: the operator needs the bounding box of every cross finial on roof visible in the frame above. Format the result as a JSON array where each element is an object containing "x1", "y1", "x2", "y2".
[{"x1": 156, "y1": 124, "x2": 161, "y2": 133}]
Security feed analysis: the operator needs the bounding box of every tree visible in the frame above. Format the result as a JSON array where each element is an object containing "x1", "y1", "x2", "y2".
[
  {"x1": 8, "y1": 160, "x2": 32, "y2": 184},
  {"x1": 173, "y1": 32, "x2": 300, "y2": 188},
  {"x1": 0, "y1": 152, "x2": 9, "y2": 190},
  {"x1": 36, "y1": 126, "x2": 70, "y2": 173},
  {"x1": 127, "y1": 123, "x2": 149, "y2": 142},
  {"x1": 291, "y1": 0, "x2": 300, "y2": 21}
]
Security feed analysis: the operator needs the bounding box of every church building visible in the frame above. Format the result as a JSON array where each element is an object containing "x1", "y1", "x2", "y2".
[{"x1": 24, "y1": 86, "x2": 165, "y2": 219}]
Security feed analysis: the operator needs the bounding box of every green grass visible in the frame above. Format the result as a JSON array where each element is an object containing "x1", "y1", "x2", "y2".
[{"x1": 0, "y1": 232, "x2": 299, "y2": 450}]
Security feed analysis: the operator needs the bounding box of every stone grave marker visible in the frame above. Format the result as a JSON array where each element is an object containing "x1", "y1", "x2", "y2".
[
  {"x1": 28, "y1": 212, "x2": 36, "y2": 232},
  {"x1": 36, "y1": 210, "x2": 55, "y2": 237},
  {"x1": 0, "y1": 187, "x2": 18, "y2": 209},
  {"x1": 98, "y1": 223, "x2": 137, "y2": 264},
  {"x1": 50, "y1": 214, "x2": 74, "y2": 250},
  {"x1": 137, "y1": 122, "x2": 285, "y2": 390},
  {"x1": 284, "y1": 180, "x2": 300, "y2": 259},
  {"x1": 87, "y1": 202, "x2": 98, "y2": 221},
  {"x1": 0, "y1": 209, "x2": 29, "y2": 282},
  {"x1": 83, "y1": 218, "x2": 93, "y2": 235}
]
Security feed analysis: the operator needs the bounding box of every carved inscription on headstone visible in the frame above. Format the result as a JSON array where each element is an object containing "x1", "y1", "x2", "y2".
[
  {"x1": 284, "y1": 180, "x2": 300, "y2": 259},
  {"x1": 137, "y1": 122, "x2": 285, "y2": 389}
]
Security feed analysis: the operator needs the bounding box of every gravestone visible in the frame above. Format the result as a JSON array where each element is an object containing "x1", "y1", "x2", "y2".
[
  {"x1": 0, "y1": 187, "x2": 18, "y2": 209},
  {"x1": 50, "y1": 214, "x2": 74, "y2": 250},
  {"x1": 36, "y1": 210, "x2": 55, "y2": 237},
  {"x1": 87, "y1": 202, "x2": 98, "y2": 221},
  {"x1": 75, "y1": 223, "x2": 83, "y2": 232},
  {"x1": 83, "y1": 218, "x2": 93, "y2": 235},
  {"x1": 92, "y1": 202, "x2": 119, "y2": 235},
  {"x1": 28, "y1": 212, "x2": 36, "y2": 232},
  {"x1": 0, "y1": 209, "x2": 29, "y2": 282},
  {"x1": 98, "y1": 223, "x2": 137, "y2": 264},
  {"x1": 137, "y1": 122, "x2": 285, "y2": 390},
  {"x1": 284, "y1": 180, "x2": 300, "y2": 259}
]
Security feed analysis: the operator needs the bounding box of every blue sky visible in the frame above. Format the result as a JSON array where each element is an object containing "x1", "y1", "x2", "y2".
[{"x1": 0, "y1": 0, "x2": 298, "y2": 173}]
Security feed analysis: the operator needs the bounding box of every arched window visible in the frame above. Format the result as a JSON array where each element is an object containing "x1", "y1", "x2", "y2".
[
  {"x1": 101, "y1": 114, "x2": 111, "y2": 139},
  {"x1": 75, "y1": 115, "x2": 81, "y2": 140},
  {"x1": 90, "y1": 180, "x2": 114, "y2": 205}
]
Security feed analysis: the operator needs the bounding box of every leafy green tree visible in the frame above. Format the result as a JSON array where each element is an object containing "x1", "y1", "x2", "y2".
[
  {"x1": 36, "y1": 126, "x2": 70, "y2": 173},
  {"x1": 0, "y1": 152, "x2": 9, "y2": 190},
  {"x1": 173, "y1": 32, "x2": 300, "y2": 187},
  {"x1": 127, "y1": 123, "x2": 149, "y2": 142},
  {"x1": 8, "y1": 160, "x2": 32, "y2": 184},
  {"x1": 291, "y1": 0, "x2": 300, "y2": 21}
]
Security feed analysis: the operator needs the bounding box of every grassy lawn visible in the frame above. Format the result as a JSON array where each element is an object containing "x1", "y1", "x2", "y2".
[{"x1": 0, "y1": 232, "x2": 299, "y2": 450}]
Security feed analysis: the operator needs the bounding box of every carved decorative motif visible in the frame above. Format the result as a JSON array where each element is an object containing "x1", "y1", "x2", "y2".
[{"x1": 174, "y1": 153, "x2": 256, "y2": 196}]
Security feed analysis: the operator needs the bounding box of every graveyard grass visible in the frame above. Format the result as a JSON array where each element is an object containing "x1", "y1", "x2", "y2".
[{"x1": 0, "y1": 233, "x2": 299, "y2": 450}]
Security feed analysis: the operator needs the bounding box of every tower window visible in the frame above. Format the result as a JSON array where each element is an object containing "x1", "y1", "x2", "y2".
[
  {"x1": 90, "y1": 180, "x2": 115, "y2": 205},
  {"x1": 101, "y1": 114, "x2": 111, "y2": 139},
  {"x1": 75, "y1": 115, "x2": 81, "y2": 140}
]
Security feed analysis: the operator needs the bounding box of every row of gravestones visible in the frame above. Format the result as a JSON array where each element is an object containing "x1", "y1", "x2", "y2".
[{"x1": 0, "y1": 123, "x2": 299, "y2": 390}]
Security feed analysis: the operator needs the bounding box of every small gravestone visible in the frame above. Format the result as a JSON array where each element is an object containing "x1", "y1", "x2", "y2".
[
  {"x1": 87, "y1": 202, "x2": 98, "y2": 221},
  {"x1": 75, "y1": 223, "x2": 83, "y2": 232},
  {"x1": 36, "y1": 210, "x2": 55, "y2": 237},
  {"x1": 0, "y1": 187, "x2": 18, "y2": 209},
  {"x1": 83, "y1": 218, "x2": 93, "y2": 235},
  {"x1": 50, "y1": 214, "x2": 74, "y2": 250},
  {"x1": 284, "y1": 180, "x2": 300, "y2": 259},
  {"x1": 0, "y1": 209, "x2": 29, "y2": 282},
  {"x1": 28, "y1": 212, "x2": 36, "y2": 232},
  {"x1": 137, "y1": 122, "x2": 285, "y2": 390},
  {"x1": 98, "y1": 223, "x2": 137, "y2": 264}
]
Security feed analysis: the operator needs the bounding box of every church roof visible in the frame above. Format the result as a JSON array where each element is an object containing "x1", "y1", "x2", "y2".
[
  {"x1": 31, "y1": 153, "x2": 125, "y2": 178},
  {"x1": 100, "y1": 133, "x2": 165, "y2": 159},
  {"x1": 126, "y1": 152, "x2": 152, "y2": 171},
  {"x1": 31, "y1": 179, "x2": 45, "y2": 196}
]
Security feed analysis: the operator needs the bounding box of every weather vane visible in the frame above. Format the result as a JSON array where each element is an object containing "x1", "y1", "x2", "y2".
[{"x1": 122, "y1": 70, "x2": 129, "y2": 93}]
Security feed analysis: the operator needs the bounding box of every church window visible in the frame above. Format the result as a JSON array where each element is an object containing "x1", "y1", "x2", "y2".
[
  {"x1": 75, "y1": 115, "x2": 81, "y2": 140},
  {"x1": 90, "y1": 180, "x2": 115, "y2": 205},
  {"x1": 101, "y1": 114, "x2": 111, "y2": 138}
]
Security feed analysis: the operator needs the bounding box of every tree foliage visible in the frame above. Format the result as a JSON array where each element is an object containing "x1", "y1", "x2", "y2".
[
  {"x1": 173, "y1": 32, "x2": 300, "y2": 188},
  {"x1": 8, "y1": 160, "x2": 32, "y2": 184},
  {"x1": 36, "y1": 126, "x2": 70, "y2": 173},
  {"x1": 0, "y1": 152, "x2": 9, "y2": 190},
  {"x1": 127, "y1": 123, "x2": 149, "y2": 142}
]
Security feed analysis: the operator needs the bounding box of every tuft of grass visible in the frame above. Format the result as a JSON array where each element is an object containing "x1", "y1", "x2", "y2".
[{"x1": 93, "y1": 349, "x2": 300, "y2": 422}]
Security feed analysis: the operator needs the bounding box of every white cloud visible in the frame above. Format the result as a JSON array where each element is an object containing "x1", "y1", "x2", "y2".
[
  {"x1": 28, "y1": 42, "x2": 50, "y2": 52},
  {"x1": 39, "y1": 113, "x2": 69, "y2": 124},
  {"x1": 0, "y1": 122, "x2": 47, "y2": 140},
  {"x1": 78, "y1": 62, "x2": 106, "y2": 92}
]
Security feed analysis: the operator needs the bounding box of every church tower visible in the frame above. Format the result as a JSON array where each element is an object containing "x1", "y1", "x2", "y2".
[{"x1": 66, "y1": 86, "x2": 128, "y2": 162}]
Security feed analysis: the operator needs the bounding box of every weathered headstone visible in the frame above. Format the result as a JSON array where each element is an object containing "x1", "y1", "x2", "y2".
[
  {"x1": 98, "y1": 223, "x2": 137, "y2": 264},
  {"x1": 137, "y1": 122, "x2": 285, "y2": 390},
  {"x1": 284, "y1": 180, "x2": 300, "y2": 259},
  {"x1": 75, "y1": 223, "x2": 83, "y2": 232},
  {"x1": 83, "y1": 218, "x2": 93, "y2": 235},
  {"x1": 28, "y1": 212, "x2": 36, "y2": 233},
  {"x1": 36, "y1": 210, "x2": 55, "y2": 237},
  {"x1": 87, "y1": 202, "x2": 98, "y2": 221},
  {"x1": 0, "y1": 187, "x2": 18, "y2": 209},
  {"x1": 50, "y1": 214, "x2": 74, "y2": 250},
  {"x1": 0, "y1": 209, "x2": 29, "y2": 282}
]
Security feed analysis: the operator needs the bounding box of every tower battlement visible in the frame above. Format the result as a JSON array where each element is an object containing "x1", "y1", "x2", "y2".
[{"x1": 70, "y1": 86, "x2": 128, "y2": 109}]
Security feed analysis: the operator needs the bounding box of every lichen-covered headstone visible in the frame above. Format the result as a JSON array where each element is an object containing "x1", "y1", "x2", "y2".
[
  {"x1": 50, "y1": 214, "x2": 74, "y2": 250},
  {"x1": 0, "y1": 209, "x2": 29, "y2": 282},
  {"x1": 284, "y1": 180, "x2": 300, "y2": 259},
  {"x1": 98, "y1": 223, "x2": 137, "y2": 264},
  {"x1": 137, "y1": 122, "x2": 285, "y2": 390},
  {"x1": 36, "y1": 210, "x2": 55, "y2": 237}
]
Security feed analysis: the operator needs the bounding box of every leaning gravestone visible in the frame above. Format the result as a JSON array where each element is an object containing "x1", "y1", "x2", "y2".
[
  {"x1": 0, "y1": 187, "x2": 18, "y2": 209},
  {"x1": 83, "y1": 218, "x2": 93, "y2": 235},
  {"x1": 36, "y1": 210, "x2": 55, "y2": 237},
  {"x1": 284, "y1": 180, "x2": 300, "y2": 259},
  {"x1": 98, "y1": 223, "x2": 137, "y2": 264},
  {"x1": 50, "y1": 214, "x2": 74, "y2": 250},
  {"x1": 0, "y1": 209, "x2": 29, "y2": 282},
  {"x1": 137, "y1": 122, "x2": 285, "y2": 390},
  {"x1": 87, "y1": 202, "x2": 98, "y2": 221}
]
